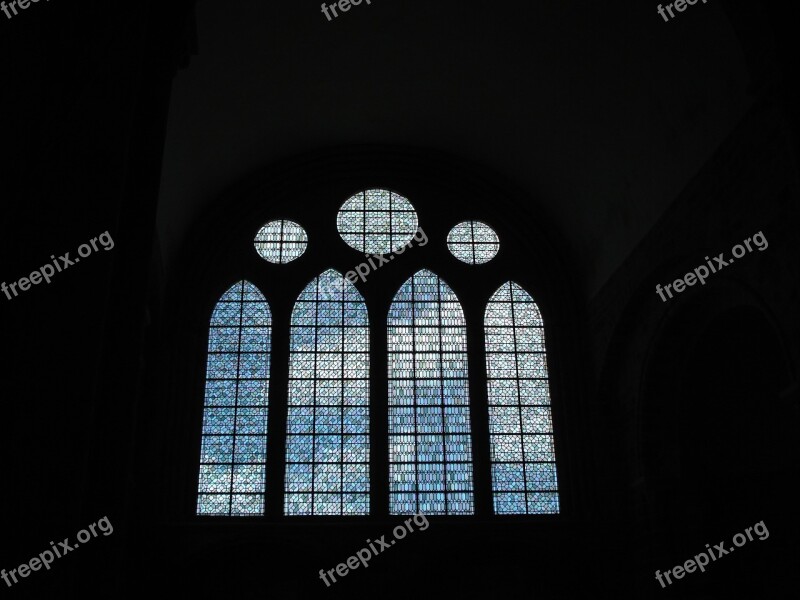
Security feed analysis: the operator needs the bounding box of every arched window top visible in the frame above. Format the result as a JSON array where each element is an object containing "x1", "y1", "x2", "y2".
[
  {"x1": 210, "y1": 281, "x2": 271, "y2": 326},
  {"x1": 486, "y1": 281, "x2": 544, "y2": 327},
  {"x1": 336, "y1": 189, "x2": 419, "y2": 254},
  {"x1": 388, "y1": 269, "x2": 464, "y2": 320},
  {"x1": 294, "y1": 268, "x2": 366, "y2": 307}
]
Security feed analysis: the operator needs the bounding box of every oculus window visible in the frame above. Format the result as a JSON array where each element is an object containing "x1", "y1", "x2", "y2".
[
  {"x1": 337, "y1": 189, "x2": 418, "y2": 254},
  {"x1": 447, "y1": 221, "x2": 500, "y2": 264},
  {"x1": 255, "y1": 220, "x2": 308, "y2": 264}
]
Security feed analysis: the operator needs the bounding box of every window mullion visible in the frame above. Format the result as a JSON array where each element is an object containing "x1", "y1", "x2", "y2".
[
  {"x1": 465, "y1": 296, "x2": 492, "y2": 517},
  {"x1": 371, "y1": 294, "x2": 389, "y2": 518},
  {"x1": 265, "y1": 298, "x2": 290, "y2": 519}
]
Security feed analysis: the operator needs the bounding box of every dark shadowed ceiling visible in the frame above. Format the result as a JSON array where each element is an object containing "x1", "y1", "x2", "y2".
[{"x1": 157, "y1": 0, "x2": 752, "y2": 296}]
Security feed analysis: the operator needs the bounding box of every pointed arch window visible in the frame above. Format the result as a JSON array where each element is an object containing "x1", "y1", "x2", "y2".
[
  {"x1": 194, "y1": 187, "x2": 565, "y2": 520},
  {"x1": 387, "y1": 269, "x2": 475, "y2": 515},
  {"x1": 197, "y1": 281, "x2": 271, "y2": 516},
  {"x1": 485, "y1": 282, "x2": 559, "y2": 514},
  {"x1": 284, "y1": 270, "x2": 371, "y2": 516}
]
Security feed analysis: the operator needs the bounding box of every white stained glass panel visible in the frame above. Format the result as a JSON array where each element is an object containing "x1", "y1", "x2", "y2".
[
  {"x1": 485, "y1": 282, "x2": 558, "y2": 515},
  {"x1": 337, "y1": 189, "x2": 419, "y2": 254},
  {"x1": 447, "y1": 221, "x2": 500, "y2": 264},
  {"x1": 255, "y1": 220, "x2": 308, "y2": 264},
  {"x1": 388, "y1": 269, "x2": 475, "y2": 515}
]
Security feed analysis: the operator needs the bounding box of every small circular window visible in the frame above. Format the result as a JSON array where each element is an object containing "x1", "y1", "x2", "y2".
[
  {"x1": 254, "y1": 220, "x2": 308, "y2": 264},
  {"x1": 336, "y1": 189, "x2": 419, "y2": 254},
  {"x1": 447, "y1": 221, "x2": 500, "y2": 264}
]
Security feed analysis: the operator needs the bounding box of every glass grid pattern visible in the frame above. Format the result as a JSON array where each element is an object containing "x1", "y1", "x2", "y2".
[
  {"x1": 387, "y1": 269, "x2": 475, "y2": 515},
  {"x1": 285, "y1": 270, "x2": 370, "y2": 515},
  {"x1": 485, "y1": 282, "x2": 559, "y2": 514},
  {"x1": 254, "y1": 220, "x2": 308, "y2": 264},
  {"x1": 336, "y1": 189, "x2": 419, "y2": 254},
  {"x1": 447, "y1": 221, "x2": 500, "y2": 265},
  {"x1": 197, "y1": 281, "x2": 271, "y2": 516}
]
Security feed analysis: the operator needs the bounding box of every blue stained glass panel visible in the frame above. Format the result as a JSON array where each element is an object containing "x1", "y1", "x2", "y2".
[
  {"x1": 285, "y1": 270, "x2": 370, "y2": 515},
  {"x1": 197, "y1": 281, "x2": 271, "y2": 516}
]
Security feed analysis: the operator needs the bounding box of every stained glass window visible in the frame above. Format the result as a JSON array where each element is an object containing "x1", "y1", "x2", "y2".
[
  {"x1": 387, "y1": 269, "x2": 475, "y2": 515},
  {"x1": 485, "y1": 282, "x2": 559, "y2": 514},
  {"x1": 197, "y1": 281, "x2": 271, "y2": 516},
  {"x1": 285, "y1": 269, "x2": 370, "y2": 515},
  {"x1": 255, "y1": 220, "x2": 308, "y2": 264},
  {"x1": 336, "y1": 189, "x2": 419, "y2": 254},
  {"x1": 447, "y1": 221, "x2": 500, "y2": 264}
]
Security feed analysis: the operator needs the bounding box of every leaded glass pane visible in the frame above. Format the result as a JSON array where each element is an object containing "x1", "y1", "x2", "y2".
[
  {"x1": 197, "y1": 281, "x2": 271, "y2": 516},
  {"x1": 485, "y1": 282, "x2": 559, "y2": 514},
  {"x1": 388, "y1": 269, "x2": 475, "y2": 515},
  {"x1": 254, "y1": 220, "x2": 308, "y2": 264},
  {"x1": 447, "y1": 221, "x2": 500, "y2": 264},
  {"x1": 336, "y1": 189, "x2": 419, "y2": 254},
  {"x1": 285, "y1": 269, "x2": 370, "y2": 515}
]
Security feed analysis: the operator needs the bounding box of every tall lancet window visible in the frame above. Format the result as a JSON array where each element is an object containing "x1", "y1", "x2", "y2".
[
  {"x1": 284, "y1": 269, "x2": 371, "y2": 516},
  {"x1": 485, "y1": 282, "x2": 559, "y2": 514},
  {"x1": 197, "y1": 281, "x2": 272, "y2": 516},
  {"x1": 387, "y1": 269, "x2": 475, "y2": 515}
]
